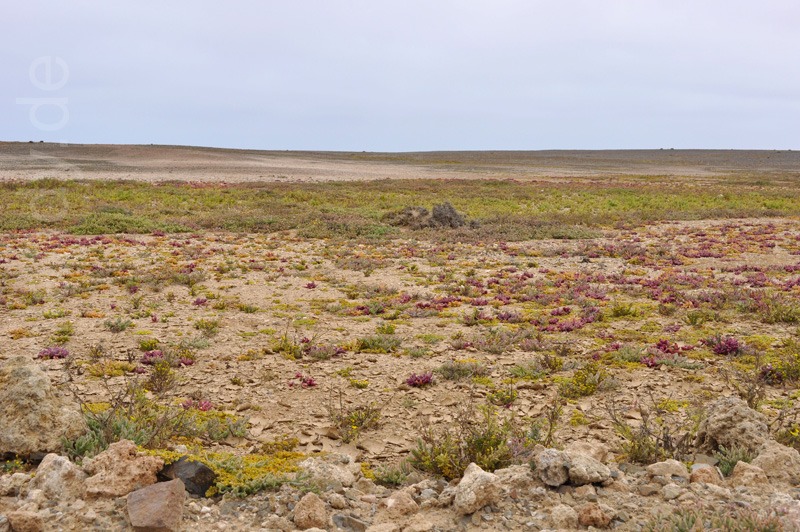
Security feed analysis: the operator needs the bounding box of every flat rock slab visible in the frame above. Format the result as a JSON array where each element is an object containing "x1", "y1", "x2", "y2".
[{"x1": 127, "y1": 479, "x2": 185, "y2": 532}]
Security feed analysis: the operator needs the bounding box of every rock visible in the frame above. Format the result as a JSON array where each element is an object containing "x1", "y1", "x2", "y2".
[
  {"x1": 402, "y1": 514, "x2": 435, "y2": 532},
  {"x1": 0, "y1": 515, "x2": 8, "y2": 532},
  {"x1": 646, "y1": 459, "x2": 689, "y2": 481},
  {"x1": 550, "y1": 504, "x2": 578, "y2": 528},
  {"x1": 84, "y1": 440, "x2": 163, "y2": 498},
  {"x1": 752, "y1": 440, "x2": 800, "y2": 484},
  {"x1": 535, "y1": 448, "x2": 570, "y2": 487},
  {"x1": 28, "y1": 453, "x2": 86, "y2": 501},
  {"x1": 333, "y1": 513, "x2": 370, "y2": 532},
  {"x1": 574, "y1": 484, "x2": 597, "y2": 499},
  {"x1": 365, "y1": 524, "x2": 399, "y2": 532},
  {"x1": 158, "y1": 456, "x2": 216, "y2": 497},
  {"x1": 662, "y1": 483, "x2": 683, "y2": 500},
  {"x1": 0, "y1": 356, "x2": 85, "y2": 457},
  {"x1": 493, "y1": 464, "x2": 538, "y2": 493},
  {"x1": 299, "y1": 456, "x2": 355, "y2": 489},
  {"x1": 328, "y1": 493, "x2": 348, "y2": 509},
  {"x1": 383, "y1": 489, "x2": 418, "y2": 518},
  {"x1": 126, "y1": 478, "x2": 185, "y2": 532},
  {"x1": 564, "y1": 440, "x2": 610, "y2": 463},
  {"x1": 452, "y1": 463, "x2": 502, "y2": 515},
  {"x1": 566, "y1": 452, "x2": 611, "y2": 485},
  {"x1": 577, "y1": 502, "x2": 613, "y2": 528},
  {"x1": 694, "y1": 396, "x2": 768, "y2": 454},
  {"x1": 294, "y1": 492, "x2": 328, "y2": 530},
  {"x1": 639, "y1": 483, "x2": 662, "y2": 496},
  {"x1": 0, "y1": 472, "x2": 32, "y2": 496},
  {"x1": 5, "y1": 511, "x2": 43, "y2": 532},
  {"x1": 689, "y1": 465, "x2": 723, "y2": 485},
  {"x1": 729, "y1": 461, "x2": 769, "y2": 487}
]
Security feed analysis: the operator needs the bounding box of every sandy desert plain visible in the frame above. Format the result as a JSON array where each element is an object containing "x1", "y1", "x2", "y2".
[{"x1": 3, "y1": 142, "x2": 800, "y2": 530}]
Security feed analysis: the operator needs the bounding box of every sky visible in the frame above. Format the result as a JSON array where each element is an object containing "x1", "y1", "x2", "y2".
[{"x1": 2, "y1": 1, "x2": 799, "y2": 151}]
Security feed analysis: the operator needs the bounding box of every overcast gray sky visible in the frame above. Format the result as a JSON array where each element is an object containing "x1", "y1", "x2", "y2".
[{"x1": 3, "y1": 1, "x2": 799, "y2": 151}]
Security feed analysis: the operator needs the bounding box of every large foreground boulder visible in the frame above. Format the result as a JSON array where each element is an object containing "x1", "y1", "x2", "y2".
[
  {"x1": 0, "y1": 356, "x2": 85, "y2": 457},
  {"x1": 694, "y1": 396, "x2": 768, "y2": 454}
]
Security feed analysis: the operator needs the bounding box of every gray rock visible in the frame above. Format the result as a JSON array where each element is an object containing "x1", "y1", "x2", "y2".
[
  {"x1": 126, "y1": 478, "x2": 185, "y2": 532},
  {"x1": 646, "y1": 459, "x2": 689, "y2": 481},
  {"x1": 729, "y1": 461, "x2": 769, "y2": 487},
  {"x1": 0, "y1": 472, "x2": 32, "y2": 497},
  {"x1": 29, "y1": 454, "x2": 86, "y2": 501},
  {"x1": 333, "y1": 513, "x2": 370, "y2": 532},
  {"x1": 299, "y1": 456, "x2": 355, "y2": 489},
  {"x1": 535, "y1": 448, "x2": 570, "y2": 487},
  {"x1": 158, "y1": 456, "x2": 216, "y2": 497},
  {"x1": 550, "y1": 504, "x2": 578, "y2": 529},
  {"x1": 453, "y1": 463, "x2": 501, "y2": 515},
  {"x1": 566, "y1": 452, "x2": 611, "y2": 485},
  {"x1": 694, "y1": 396, "x2": 768, "y2": 454},
  {"x1": 0, "y1": 514, "x2": 8, "y2": 532},
  {"x1": 0, "y1": 356, "x2": 85, "y2": 457},
  {"x1": 662, "y1": 483, "x2": 683, "y2": 500},
  {"x1": 752, "y1": 440, "x2": 800, "y2": 484}
]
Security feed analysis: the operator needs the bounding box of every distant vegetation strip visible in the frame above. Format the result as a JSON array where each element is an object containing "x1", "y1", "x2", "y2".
[{"x1": 1, "y1": 178, "x2": 799, "y2": 241}]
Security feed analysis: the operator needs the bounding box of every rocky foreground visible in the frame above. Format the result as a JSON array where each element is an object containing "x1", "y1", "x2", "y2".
[
  {"x1": 2, "y1": 352, "x2": 800, "y2": 531},
  {"x1": 3, "y1": 422, "x2": 800, "y2": 531},
  {"x1": 4, "y1": 275, "x2": 800, "y2": 531}
]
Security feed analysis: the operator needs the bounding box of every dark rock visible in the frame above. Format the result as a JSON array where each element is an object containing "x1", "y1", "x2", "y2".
[
  {"x1": 332, "y1": 513, "x2": 370, "y2": 532},
  {"x1": 159, "y1": 456, "x2": 216, "y2": 497}
]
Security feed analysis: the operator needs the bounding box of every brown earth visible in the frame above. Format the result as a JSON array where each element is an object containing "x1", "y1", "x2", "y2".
[{"x1": 1, "y1": 141, "x2": 799, "y2": 183}]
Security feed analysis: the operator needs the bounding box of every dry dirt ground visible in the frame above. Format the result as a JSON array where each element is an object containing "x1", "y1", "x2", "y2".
[{"x1": 2, "y1": 141, "x2": 799, "y2": 183}]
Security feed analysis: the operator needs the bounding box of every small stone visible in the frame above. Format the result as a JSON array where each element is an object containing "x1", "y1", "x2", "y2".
[
  {"x1": 567, "y1": 452, "x2": 611, "y2": 485},
  {"x1": 5, "y1": 511, "x2": 44, "y2": 532},
  {"x1": 535, "y1": 449, "x2": 570, "y2": 487},
  {"x1": 300, "y1": 456, "x2": 356, "y2": 488},
  {"x1": 383, "y1": 489, "x2": 418, "y2": 518},
  {"x1": 638, "y1": 483, "x2": 660, "y2": 496},
  {"x1": 690, "y1": 466, "x2": 723, "y2": 485},
  {"x1": 729, "y1": 461, "x2": 769, "y2": 487},
  {"x1": 564, "y1": 440, "x2": 610, "y2": 462},
  {"x1": 419, "y1": 488, "x2": 437, "y2": 501},
  {"x1": 0, "y1": 472, "x2": 31, "y2": 497},
  {"x1": 332, "y1": 513, "x2": 370, "y2": 532},
  {"x1": 550, "y1": 504, "x2": 578, "y2": 529},
  {"x1": 577, "y1": 502, "x2": 614, "y2": 529},
  {"x1": 452, "y1": 463, "x2": 502, "y2": 515},
  {"x1": 646, "y1": 459, "x2": 689, "y2": 481},
  {"x1": 662, "y1": 483, "x2": 683, "y2": 500},
  {"x1": 294, "y1": 492, "x2": 328, "y2": 530},
  {"x1": 365, "y1": 524, "x2": 399, "y2": 532},
  {"x1": 328, "y1": 493, "x2": 348, "y2": 509},
  {"x1": 574, "y1": 484, "x2": 597, "y2": 500},
  {"x1": 126, "y1": 478, "x2": 185, "y2": 532},
  {"x1": 0, "y1": 515, "x2": 8, "y2": 532},
  {"x1": 402, "y1": 514, "x2": 435, "y2": 532},
  {"x1": 752, "y1": 440, "x2": 800, "y2": 484},
  {"x1": 29, "y1": 454, "x2": 87, "y2": 501},
  {"x1": 158, "y1": 456, "x2": 216, "y2": 497}
]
